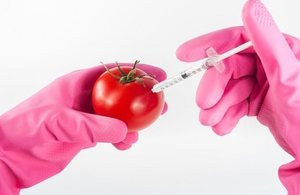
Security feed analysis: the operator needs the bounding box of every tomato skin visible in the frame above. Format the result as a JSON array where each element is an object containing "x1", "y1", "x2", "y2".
[{"x1": 91, "y1": 66, "x2": 165, "y2": 132}]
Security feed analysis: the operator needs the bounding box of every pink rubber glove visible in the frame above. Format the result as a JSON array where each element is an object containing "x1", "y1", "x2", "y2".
[
  {"x1": 0, "y1": 63, "x2": 167, "y2": 195},
  {"x1": 177, "y1": 0, "x2": 300, "y2": 194}
]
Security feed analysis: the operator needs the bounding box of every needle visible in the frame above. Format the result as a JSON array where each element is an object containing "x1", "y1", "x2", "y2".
[{"x1": 152, "y1": 41, "x2": 253, "y2": 93}]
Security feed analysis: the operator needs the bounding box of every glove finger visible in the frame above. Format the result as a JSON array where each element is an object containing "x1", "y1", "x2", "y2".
[
  {"x1": 134, "y1": 63, "x2": 167, "y2": 82},
  {"x1": 176, "y1": 26, "x2": 254, "y2": 62},
  {"x1": 113, "y1": 132, "x2": 139, "y2": 150},
  {"x1": 211, "y1": 100, "x2": 248, "y2": 136},
  {"x1": 120, "y1": 132, "x2": 139, "y2": 145},
  {"x1": 51, "y1": 107, "x2": 128, "y2": 144},
  {"x1": 161, "y1": 103, "x2": 168, "y2": 115},
  {"x1": 113, "y1": 142, "x2": 132, "y2": 151},
  {"x1": 242, "y1": 0, "x2": 300, "y2": 92},
  {"x1": 197, "y1": 55, "x2": 256, "y2": 109},
  {"x1": 199, "y1": 77, "x2": 254, "y2": 126},
  {"x1": 175, "y1": 26, "x2": 256, "y2": 110}
]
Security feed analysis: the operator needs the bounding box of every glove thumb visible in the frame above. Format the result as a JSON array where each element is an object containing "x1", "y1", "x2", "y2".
[{"x1": 242, "y1": 0, "x2": 300, "y2": 94}]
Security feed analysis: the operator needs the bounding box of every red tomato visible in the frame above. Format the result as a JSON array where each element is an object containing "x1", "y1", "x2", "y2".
[{"x1": 91, "y1": 64, "x2": 165, "y2": 132}]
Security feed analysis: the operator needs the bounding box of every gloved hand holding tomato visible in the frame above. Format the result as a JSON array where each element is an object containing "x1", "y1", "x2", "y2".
[{"x1": 0, "y1": 62, "x2": 167, "y2": 195}]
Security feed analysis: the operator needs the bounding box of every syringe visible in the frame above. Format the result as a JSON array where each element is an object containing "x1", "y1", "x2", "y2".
[{"x1": 152, "y1": 41, "x2": 253, "y2": 93}]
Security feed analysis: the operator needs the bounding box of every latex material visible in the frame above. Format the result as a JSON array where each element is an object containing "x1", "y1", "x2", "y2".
[
  {"x1": 205, "y1": 47, "x2": 226, "y2": 73},
  {"x1": 0, "y1": 63, "x2": 167, "y2": 194},
  {"x1": 176, "y1": 0, "x2": 300, "y2": 194}
]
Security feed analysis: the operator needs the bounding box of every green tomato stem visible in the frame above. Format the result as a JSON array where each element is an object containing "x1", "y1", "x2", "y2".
[{"x1": 105, "y1": 60, "x2": 153, "y2": 84}]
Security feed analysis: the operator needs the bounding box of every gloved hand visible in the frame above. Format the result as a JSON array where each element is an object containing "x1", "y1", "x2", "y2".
[
  {"x1": 0, "y1": 62, "x2": 167, "y2": 195},
  {"x1": 176, "y1": 0, "x2": 300, "y2": 194}
]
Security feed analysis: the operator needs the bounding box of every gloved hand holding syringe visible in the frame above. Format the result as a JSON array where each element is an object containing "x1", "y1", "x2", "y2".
[{"x1": 152, "y1": 41, "x2": 253, "y2": 93}]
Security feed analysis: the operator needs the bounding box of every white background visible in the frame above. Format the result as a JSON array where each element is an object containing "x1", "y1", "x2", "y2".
[{"x1": 0, "y1": 0, "x2": 299, "y2": 194}]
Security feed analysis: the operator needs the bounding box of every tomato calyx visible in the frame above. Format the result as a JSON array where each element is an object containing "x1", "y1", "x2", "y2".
[{"x1": 104, "y1": 60, "x2": 154, "y2": 84}]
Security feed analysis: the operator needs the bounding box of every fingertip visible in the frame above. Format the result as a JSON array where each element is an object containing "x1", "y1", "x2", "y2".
[
  {"x1": 176, "y1": 37, "x2": 209, "y2": 62},
  {"x1": 242, "y1": 0, "x2": 300, "y2": 85},
  {"x1": 196, "y1": 68, "x2": 229, "y2": 109},
  {"x1": 211, "y1": 116, "x2": 239, "y2": 136},
  {"x1": 212, "y1": 101, "x2": 248, "y2": 136},
  {"x1": 112, "y1": 132, "x2": 139, "y2": 150},
  {"x1": 122, "y1": 132, "x2": 139, "y2": 145},
  {"x1": 161, "y1": 103, "x2": 168, "y2": 115},
  {"x1": 138, "y1": 64, "x2": 167, "y2": 82},
  {"x1": 96, "y1": 117, "x2": 128, "y2": 144},
  {"x1": 242, "y1": 0, "x2": 282, "y2": 54},
  {"x1": 176, "y1": 43, "x2": 193, "y2": 62},
  {"x1": 212, "y1": 126, "x2": 233, "y2": 136},
  {"x1": 199, "y1": 109, "x2": 221, "y2": 126},
  {"x1": 113, "y1": 142, "x2": 132, "y2": 151}
]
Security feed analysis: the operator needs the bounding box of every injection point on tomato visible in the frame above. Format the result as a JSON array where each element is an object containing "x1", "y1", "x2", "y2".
[{"x1": 91, "y1": 60, "x2": 165, "y2": 132}]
